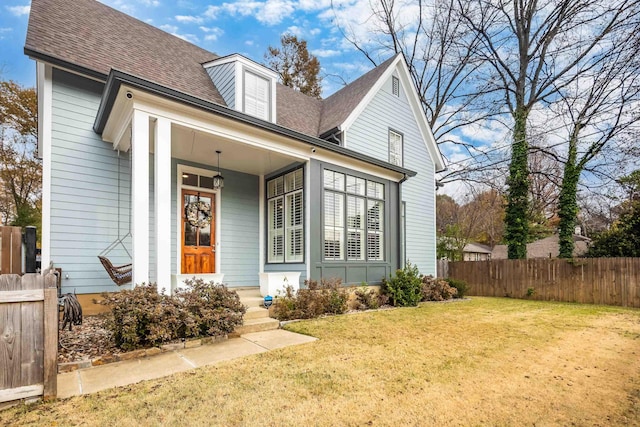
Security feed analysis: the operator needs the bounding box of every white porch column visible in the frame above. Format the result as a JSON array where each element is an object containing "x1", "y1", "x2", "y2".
[
  {"x1": 131, "y1": 109, "x2": 150, "y2": 286},
  {"x1": 154, "y1": 117, "x2": 172, "y2": 291}
]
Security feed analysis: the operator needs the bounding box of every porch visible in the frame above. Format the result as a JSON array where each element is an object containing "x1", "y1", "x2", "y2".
[{"x1": 101, "y1": 96, "x2": 312, "y2": 292}]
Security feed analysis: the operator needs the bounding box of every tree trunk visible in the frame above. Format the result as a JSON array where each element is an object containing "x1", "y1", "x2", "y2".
[
  {"x1": 505, "y1": 109, "x2": 529, "y2": 259},
  {"x1": 558, "y1": 135, "x2": 580, "y2": 258}
]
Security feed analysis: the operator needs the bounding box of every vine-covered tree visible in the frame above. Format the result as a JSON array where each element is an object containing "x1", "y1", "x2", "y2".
[
  {"x1": 265, "y1": 34, "x2": 322, "y2": 99},
  {"x1": 458, "y1": 0, "x2": 639, "y2": 259},
  {"x1": 0, "y1": 80, "x2": 41, "y2": 229}
]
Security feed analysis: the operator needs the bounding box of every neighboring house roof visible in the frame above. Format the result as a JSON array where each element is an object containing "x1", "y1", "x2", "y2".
[
  {"x1": 491, "y1": 234, "x2": 592, "y2": 259},
  {"x1": 25, "y1": 0, "x2": 444, "y2": 171},
  {"x1": 463, "y1": 242, "x2": 493, "y2": 254}
]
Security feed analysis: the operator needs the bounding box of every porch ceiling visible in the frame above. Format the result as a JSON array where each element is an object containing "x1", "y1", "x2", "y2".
[{"x1": 166, "y1": 125, "x2": 302, "y2": 176}]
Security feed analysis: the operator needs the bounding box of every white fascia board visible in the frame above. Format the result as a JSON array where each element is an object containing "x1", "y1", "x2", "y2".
[
  {"x1": 340, "y1": 56, "x2": 446, "y2": 173},
  {"x1": 203, "y1": 54, "x2": 279, "y2": 80},
  {"x1": 395, "y1": 60, "x2": 446, "y2": 172},
  {"x1": 114, "y1": 90, "x2": 405, "y2": 182},
  {"x1": 37, "y1": 61, "x2": 52, "y2": 270},
  {"x1": 102, "y1": 86, "x2": 135, "y2": 150}
]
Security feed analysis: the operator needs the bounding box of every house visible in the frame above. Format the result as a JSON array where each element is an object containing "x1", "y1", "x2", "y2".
[
  {"x1": 462, "y1": 242, "x2": 492, "y2": 261},
  {"x1": 491, "y1": 234, "x2": 591, "y2": 259},
  {"x1": 24, "y1": 0, "x2": 445, "y2": 301}
]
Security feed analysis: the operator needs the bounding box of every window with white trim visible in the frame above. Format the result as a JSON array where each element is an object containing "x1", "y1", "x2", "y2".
[
  {"x1": 323, "y1": 169, "x2": 385, "y2": 261},
  {"x1": 244, "y1": 70, "x2": 270, "y2": 121},
  {"x1": 389, "y1": 130, "x2": 403, "y2": 166},
  {"x1": 267, "y1": 168, "x2": 303, "y2": 263}
]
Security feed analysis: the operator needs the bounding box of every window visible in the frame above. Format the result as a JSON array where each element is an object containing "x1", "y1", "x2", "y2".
[
  {"x1": 244, "y1": 70, "x2": 270, "y2": 121},
  {"x1": 323, "y1": 169, "x2": 385, "y2": 261},
  {"x1": 267, "y1": 168, "x2": 303, "y2": 263},
  {"x1": 392, "y1": 76, "x2": 400, "y2": 96},
  {"x1": 389, "y1": 130, "x2": 403, "y2": 166}
]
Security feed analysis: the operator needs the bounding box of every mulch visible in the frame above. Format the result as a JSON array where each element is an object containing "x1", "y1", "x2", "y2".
[{"x1": 58, "y1": 315, "x2": 123, "y2": 364}]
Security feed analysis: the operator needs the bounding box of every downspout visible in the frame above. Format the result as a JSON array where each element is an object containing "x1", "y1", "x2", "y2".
[
  {"x1": 328, "y1": 131, "x2": 341, "y2": 145},
  {"x1": 398, "y1": 173, "x2": 409, "y2": 268}
]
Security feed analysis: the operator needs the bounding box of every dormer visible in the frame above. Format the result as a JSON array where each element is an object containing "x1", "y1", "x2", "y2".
[{"x1": 203, "y1": 54, "x2": 278, "y2": 123}]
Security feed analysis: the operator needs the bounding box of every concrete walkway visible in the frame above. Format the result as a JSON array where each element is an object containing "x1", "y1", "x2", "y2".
[{"x1": 57, "y1": 330, "x2": 317, "y2": 399}]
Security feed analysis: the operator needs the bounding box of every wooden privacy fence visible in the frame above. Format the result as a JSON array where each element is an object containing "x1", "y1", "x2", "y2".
[
  {"x1": 0, "y1": 273, "x2": 58, "y2": 404},
  {"x1": 448, "y1": 258, "x2": 640, "y2": 308},
  {"x1": 0, "y1": 227, "x2": 22, "y2": 274}
]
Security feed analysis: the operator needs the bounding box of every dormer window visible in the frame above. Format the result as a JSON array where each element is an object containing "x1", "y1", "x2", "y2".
[
  {"x1": 244, "y1": 70, "x2": 270, "y2": 121},
  {"x1": 203, "y1": 54, "x2": 278, "y2": 123}
]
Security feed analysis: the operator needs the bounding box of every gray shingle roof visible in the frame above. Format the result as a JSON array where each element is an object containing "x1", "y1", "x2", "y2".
[
  {"x1": 25, "y1": 0, "x2": 225, "y2": 106},
  {"x1": 25, "y1": 0, "x2": 397, "y2": 138}
]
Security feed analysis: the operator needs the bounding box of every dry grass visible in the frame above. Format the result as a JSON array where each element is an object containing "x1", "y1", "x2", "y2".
[{"x1": 3, "y1": 297, "x2": 640, "y2": 426}]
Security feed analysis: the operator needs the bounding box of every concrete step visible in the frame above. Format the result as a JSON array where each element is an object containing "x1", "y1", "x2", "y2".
[
  {"x1": 245, "y1": 306, "x2": 270, "y2": 320},
  {"x1": 234, "y1": 287, "x2": 261, "y2": 298},
  {"x1": 233, "y1": 317, "x2": 280, "y2": 336}
]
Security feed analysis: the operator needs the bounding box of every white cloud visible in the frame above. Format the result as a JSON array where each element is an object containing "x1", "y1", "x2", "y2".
[
  {"x1": 6, "y1": 5, "x2": 30, "y2": 16},
  {"x1": 200, "y1": 26, "x2": 224, "y2": 42},
  {"x1": 140, "y1": 0, "x2": 160, "y2": 6},
  {"x1": 203, "y1": 0, "x2": 295, "y2": 26},
  {"x1": 245, "y1": 40, "x2": 255, "y2": 46},
  {"x1": 176, "y1": 15, "x2": 204, "y2": 24},
  {"x1": 286, "y1": 25, "x2": 303, "y2": 37},
  {"x1": 297, "y1": 0, "x2": 333, "y2": 11},
  {"x1": 311, "y1": 49, "x2": 341, "y2": 58},
  {"x1": 0, "y1": 28, "x2": 12, "y2": 40}
]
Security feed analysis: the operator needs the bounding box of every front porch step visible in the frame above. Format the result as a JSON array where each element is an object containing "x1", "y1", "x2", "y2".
[
  {"x1": 245, "y1": 306, "x2": 270, "y2": 320},
  {"x1": 234, "y1": 287, "x2": 265, "y2": 308},
  {"x1": 233, "y1": 317, "x2": 280, "y2": 336}
]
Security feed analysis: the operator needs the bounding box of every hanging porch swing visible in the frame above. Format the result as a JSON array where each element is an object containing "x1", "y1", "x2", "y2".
[{"x1": 98, "y1": 150, "x2": 132, "y2": 286}]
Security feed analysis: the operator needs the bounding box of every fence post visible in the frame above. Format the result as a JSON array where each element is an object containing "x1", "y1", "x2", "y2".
[
  {"x1": 43, "y1": 273, "x2": 58, "y2": 400},
  {"x1": 24, "y1": 227, "x2": 37, "y2": 274}
]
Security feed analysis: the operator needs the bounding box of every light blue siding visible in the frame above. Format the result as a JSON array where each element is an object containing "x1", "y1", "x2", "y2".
[
  {"x1": 51, "y1": 69, "x2": 132, "y2": 294},
  {"x1": 219, "y1": 169, "x2": 260, "y2": 286},
  {"x1": 347, "y1": 72, "x2": 437, "y2": 275},
  {"x1": 205, "y1": 62, "x2": 235, "y2": 109}
]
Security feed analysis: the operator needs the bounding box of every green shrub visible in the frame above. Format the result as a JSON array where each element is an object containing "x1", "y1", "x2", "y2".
[
  {"x1": 272, "y1": 278, "x2": 348, "y2": 320},
  {"x1": 352, "y1": 284, "x2": 380, "y2": 310},
  {"x1": 100, "y1": 280, "x2": 246, "y2": 351},
  {"x1": 421, "y1": 276, "x2": 458, "y2": 301},
  {"x1": 446, "y1": 278, "x2": 469, "y2": 298},
  {"x1": 381, "y1": 262, "x2": 422, "y2": 307}
]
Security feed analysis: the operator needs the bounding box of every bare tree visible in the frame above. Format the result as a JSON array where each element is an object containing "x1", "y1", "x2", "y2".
[
  {"x1": 457, "y1": 0, "x2": 639, "y2": 258},
  {"x1": 550, "y1": 32, "x2": 640, "y2": 257},
  {"x1": 334, "y1": 0, "x2": 491, "y2": 147},
  {"x1": 0, "y1": 80, "x2": 41, "y2": 228}
]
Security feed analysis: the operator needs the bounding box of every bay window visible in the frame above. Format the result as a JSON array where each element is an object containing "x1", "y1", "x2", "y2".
[
  {"x1": 323, "y1": 169, "x2": 385, "y2": 261},
  {"x1": 267, "y1": 167, "x2": 303, "y2": 263}
]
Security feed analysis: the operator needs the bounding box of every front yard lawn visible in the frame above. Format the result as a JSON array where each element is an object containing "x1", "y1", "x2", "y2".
[{"x1": 3, "y1": 297, "x2": 640, "y2": 426}]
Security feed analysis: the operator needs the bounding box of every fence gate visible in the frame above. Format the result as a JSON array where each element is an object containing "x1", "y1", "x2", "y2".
[
  {"x1": 0, "y1": 227, "x2": 22, "y2": 274},
  {"x1": 0, "y1": 273, "x2": 58, "y2": 404}
]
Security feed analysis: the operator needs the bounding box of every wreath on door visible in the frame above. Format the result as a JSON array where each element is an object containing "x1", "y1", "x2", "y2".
[{"x1": 186, "y1": 201, "x2": 212, "y2": 228}]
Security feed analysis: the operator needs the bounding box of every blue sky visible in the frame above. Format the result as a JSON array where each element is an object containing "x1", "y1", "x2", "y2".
[{"x1": 0, "y1": 0, "x2": 383, "y2": 97}]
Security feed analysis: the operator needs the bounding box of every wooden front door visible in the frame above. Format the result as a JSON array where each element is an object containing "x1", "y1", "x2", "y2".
[{"x1": 181, "y1": 190, "x2": 215, "y2": 274}]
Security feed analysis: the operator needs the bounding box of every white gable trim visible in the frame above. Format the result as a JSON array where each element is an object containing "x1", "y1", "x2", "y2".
[{"x1": 340, "y1": 56, "x2": 445, "y2": 172}]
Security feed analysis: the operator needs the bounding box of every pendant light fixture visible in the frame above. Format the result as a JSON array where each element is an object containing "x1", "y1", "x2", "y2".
[{"x1": 213, "y1": 150, "x2": 224, "y2": 189}]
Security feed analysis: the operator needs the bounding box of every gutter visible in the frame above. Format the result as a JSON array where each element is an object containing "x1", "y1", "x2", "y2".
[{"x1": 93, "y1": 69, "x2": 417, "y2": 178}]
